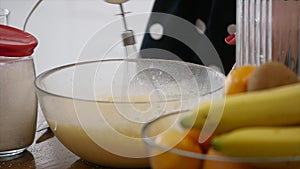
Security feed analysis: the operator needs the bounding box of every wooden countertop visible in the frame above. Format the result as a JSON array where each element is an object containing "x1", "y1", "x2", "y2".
[
  {"x1": 0, "y1": 111, "x2": 150, "y2": 169},
  {"x1": 0, "y1": 131, "x2": 104, "y2": 169}
]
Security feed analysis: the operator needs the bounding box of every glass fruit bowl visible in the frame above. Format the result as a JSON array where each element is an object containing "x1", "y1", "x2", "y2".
[
  {"x1": 34, "y1": 58, "x2": 225, "y2": 168},
  {"x1": 142, "y1": 111, "x2": 300, "y2": 169}
]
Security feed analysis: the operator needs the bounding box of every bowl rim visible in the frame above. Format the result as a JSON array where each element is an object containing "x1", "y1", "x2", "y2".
[
  {"x1": 142, "y1": 111, "x2": 300, "y2": 163},
  {"x1": 35, "y1": 58, "x2": 225, "y2": 104}
]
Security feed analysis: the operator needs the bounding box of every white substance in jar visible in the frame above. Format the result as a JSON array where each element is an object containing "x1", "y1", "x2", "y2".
[{"x1": 0, "y1": 56, "x2": 37, "y2": 153}]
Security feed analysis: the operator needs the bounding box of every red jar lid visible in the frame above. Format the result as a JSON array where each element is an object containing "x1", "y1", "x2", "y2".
[{"x1": 0, "y1": 25, "x2": 38, "y2": 57}]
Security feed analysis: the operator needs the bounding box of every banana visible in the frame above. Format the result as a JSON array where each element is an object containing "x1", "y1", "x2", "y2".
[
  {"x1": 180, "y1": 83, "x2": 300, "y2": 134},
  {"x1": 211, "y1": 126, "x2": 300, "y2": 157}
]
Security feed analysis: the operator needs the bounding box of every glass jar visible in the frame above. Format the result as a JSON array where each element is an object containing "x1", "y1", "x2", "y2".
[
  {"x1": 0, "y1": 8, "x2": 10, "y2": 25},
  {"x1": 0, "y1": 25, "x2": 38, "y2": 157},
  {"x1": 236, "y1": 0, "x2": 299, "y2": 76}
]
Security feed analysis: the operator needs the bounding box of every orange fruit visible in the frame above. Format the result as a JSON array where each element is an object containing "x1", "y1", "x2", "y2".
[
  {"x1": 202, "y1": 148, "x2": 253, "y2": 169},
  {"x1": 150, "y1": 130, "x2": 203, "y2": 169},
  {"x1": 186, "y1": 128, "x2": 214, "y2": 153},
  {"x1": 225, "y1": 65, "x2": 256, "y2": 95}
]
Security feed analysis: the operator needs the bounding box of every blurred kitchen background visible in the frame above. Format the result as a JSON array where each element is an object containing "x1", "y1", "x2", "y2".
[{"x1": 1, "y1": 0, "x2": 155, "y2": 75}]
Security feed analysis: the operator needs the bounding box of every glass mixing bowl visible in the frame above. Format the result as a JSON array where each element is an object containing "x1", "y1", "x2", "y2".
[
  {"x1": 34, "y1": 58, "x2": 225, "y2": 168},
  {"x1": 142, "y1": 111, "x2": 300, "y2": 169}
]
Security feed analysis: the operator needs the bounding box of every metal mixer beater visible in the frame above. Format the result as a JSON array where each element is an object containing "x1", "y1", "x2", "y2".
[{"x1": 105, "y1": 0, "x2": 139, "y2": 58}]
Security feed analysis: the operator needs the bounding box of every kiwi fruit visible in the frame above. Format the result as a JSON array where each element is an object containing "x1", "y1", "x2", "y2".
[{"x1": 247, "y1": 62, "x2": 299, "y2": 91}]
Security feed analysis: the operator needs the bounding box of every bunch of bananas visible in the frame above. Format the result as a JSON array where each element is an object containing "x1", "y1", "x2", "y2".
[{"x1": 180, "y1": 62, "x2": 300, "y2": 160}]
